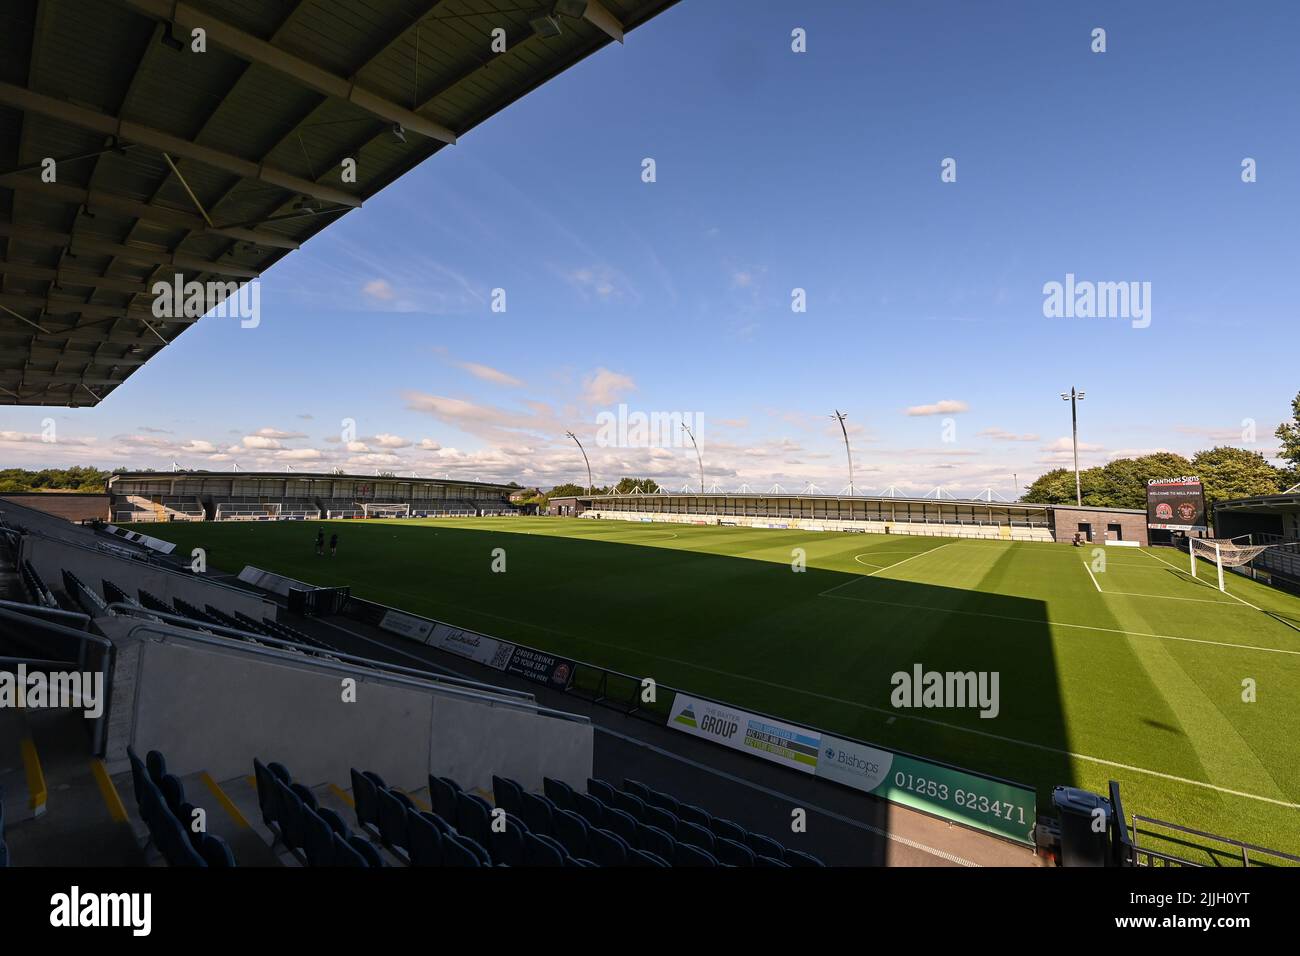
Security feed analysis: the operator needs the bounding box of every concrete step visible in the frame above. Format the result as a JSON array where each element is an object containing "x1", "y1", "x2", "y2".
[{"x1": 4, "y1": 708, "x2": 142, "y2": 865}]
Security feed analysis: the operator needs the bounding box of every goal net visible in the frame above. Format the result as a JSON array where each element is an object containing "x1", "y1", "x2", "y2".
[
  {"x1": 362, "y1": 502, "x2": 410, "y2": 518},
  {"x1": 1188, "y1": 535, "x2": 1295, "y2": 591}
]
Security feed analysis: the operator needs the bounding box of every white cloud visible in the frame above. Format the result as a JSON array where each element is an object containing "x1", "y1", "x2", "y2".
[
  {"x1": 362, "y1": 278, "x2": 395, "y2": 301},
  {"x1": 979, "y1": 427, "x2": 1039, "y2": 442},
  {"x1": 458, "y1": 361, "x2": 523, "y2": 388},
  {"x1": 906, "y1": 400, "x2": 969, "y2": 417},
  {"x1": 582, "y1": 368, "x2": 636, "y2": 406}
]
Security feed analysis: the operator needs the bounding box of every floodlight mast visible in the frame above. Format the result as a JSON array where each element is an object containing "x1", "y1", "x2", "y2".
[
  {"x1": 832, "y1": 410, "x2": 854, "y2": 495},
  {"x1": 1061, "y1": 387, "x2": 1086, "y2": 506},
  {"x1": 681, "y1": 423, "x2": 704, "y2": 494},
  {"x1": 565, "y1": 430, "x2": 593, "y2": 496}
]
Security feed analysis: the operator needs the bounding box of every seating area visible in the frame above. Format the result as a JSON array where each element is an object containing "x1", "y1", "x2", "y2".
[
  {"x1": 19, "y1": 558, "x2": 57, "y2": 607},
  {"x1": 1, "y1": 785, "x2": 8, "y2": 867},
  {"x1": 345, "y1": 768, "x2": 825, "y2": 867},
  {"x1": 132, "y1": 585, "x2": 339, "y2": 654},
  {"x1": 253, "y1": 759, "x2": 387, "y2": 866},
  {"x1": 125, "y1": 747, "x2": 237, "y2": 867}
]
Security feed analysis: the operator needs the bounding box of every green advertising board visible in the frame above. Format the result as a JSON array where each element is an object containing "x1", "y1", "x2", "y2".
[{"x1": 818, "y1": 734, "x2": 1036, "y2": 844}]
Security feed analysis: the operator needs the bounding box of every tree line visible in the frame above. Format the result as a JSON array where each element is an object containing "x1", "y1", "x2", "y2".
[{"x1": 1023, "y1": 390, "x2": 1300, "y2": 508}]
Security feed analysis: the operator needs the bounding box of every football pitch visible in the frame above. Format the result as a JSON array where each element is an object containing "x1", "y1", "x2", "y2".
[{"x1": 140, "y1": 516, "x2": 1300, "y2": 861}]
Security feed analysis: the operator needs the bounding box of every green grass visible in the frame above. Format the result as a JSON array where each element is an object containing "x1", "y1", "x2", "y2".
[{"x1": 137, "y1": 516, "x2": 1300, "y2": 862}]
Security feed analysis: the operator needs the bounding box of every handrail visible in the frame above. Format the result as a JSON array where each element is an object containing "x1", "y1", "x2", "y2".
[
  {"x1": 1131, "y1": 813, "x2": 1300, "y2": 866},
  {"x1": 0, "y1": 605, "x2": 116, "y2": 756},
  {"x1": 0, "y1": 598, "x2": 91, "y2": 628}
]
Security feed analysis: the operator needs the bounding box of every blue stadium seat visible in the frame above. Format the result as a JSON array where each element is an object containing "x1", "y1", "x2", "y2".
[
  {"x1": 302, "y1": 808, "x2": 335, "y2": 867},
  {"x1": 406, "y1": 809, "x2": 443, "y2": 867},
  {"x1": 332, "y1": 833, "x2": 368, "y2": 867},
  {"x1": 524, "y1": 831, "x2": 565, "y2": 867},
  {"x1": 677, "y1": 802, "x2": 711, "y2": 828},
  {"x1": 711, "y1": 818, "x2": 747, "y2": 844},
  {"x1": 622, "y1": 778, "x2": 653, "y2": 803},
  {"x1": 714, "y1": 837, "x2": 756, "y2": 867},
  {"x1": 348, "y1": 835, "x2": 385, "y2": 867},
  {"x1": 158, "y1": 811, "x2": 205, "y2": 867},
  {"x1": 427, "y1": 775, "x2": 461, "y2": 821},
  {"x1": 755, "y1": 854, "x2": 790, "y2": 867},
  {"x1": 317, "y1": 807, "x2": 350, "y2": 837},
  {"x1": 145, "y1": 750, "x2": 167, "y2": 785},
  {"x1": 676, "y1": 820, "x2": 715, "y2": 852},
  {"x1": 636, "y1": 822, "x2": 676, "y2": 861},
  {"x1": 376, "y1": 787, "x2": 410, "y2": 851},
  {"x1": 642, "y1": 804, "x2": 678, "y2": 837},
  {"x1": 290, "y1": 782, "x2": 318, "y2": 812},
  {"x1": 484, "y1": 812, "x2": 528, "y2": 867},
  {"x1": 628, "y1": 848, "x2": 670, "y2": 867},
  {"x1": 552, "y1": 808, "x2": 590, "y2": 859},
  {"x1": 610, "y1": 789, "x2": 646, "y2": 821},
  {"x1": 491, "y1": 775, "x2": 525, "y2": 816},
  {"x1": 587, "y1": 827, "x2": 629, "y2": 867},
  {"x1": 572, "y1": 791, "x2": 606, "y2": 829},
  {"x1": 418, "y1": 810, "x2": 455, "y2": 836},
  {"x1": 783, "y1": 848, "x2": 826, "y2": 867},
  {"x1": 519, "y1": 791, "x2": 556, "y2": 836},
  {"x1": 439, "y1": 833, "x2": 483, "y2": 867},
  {"x1": 644, "y1": 788, "x2": 681, "y2": 815},
  {"x1": 252, "y1": 759, "x2": 278, "y2": 827},
  {"x1": 126, "y1": 748, "x2": 149, "y2": 811},
  {"x1": 198, "y1": 833, "x2": 237, "y2": 867},
  {"x1": 267, "y1": 762, "x2": 292, "y2": 784},
  {"x1": 160, "y1": 773, "x2": 185, "y2": 816},
  {"x1": 542, "y1": 776, "x2": 576, "y2": 811},
  {"x1": 587, "y1": 778, "x2": 618, "y2": 805},
  {"x1": 675, "y1": 842, "x2": 720, "y2": 867},
  {"x1": 350, "y1": 768, "x2": 378, "y2": 829},
  {"x1": 746, "y1": 832, "x2": 785, "y2": 859},
  {"x1": 275, "y1": 778, "x2": 306, "y2": 851},
  {"x1": 603, "y1": 806, "x2": 639, "y2": 846},
  {"x1": 456, "y1": 791, "x2": 495, "y2": 847}
]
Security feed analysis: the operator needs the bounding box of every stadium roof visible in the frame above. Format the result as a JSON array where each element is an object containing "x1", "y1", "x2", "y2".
[
  {"x1": 556, "y1": 491, "x2": 1148, "y2": 514},
  {"x1": 1, "y1": 0, "x2": 678, "y2": 407},
  {"x1": 107, "y1": 469, "x2": 516, "y2": 490}
]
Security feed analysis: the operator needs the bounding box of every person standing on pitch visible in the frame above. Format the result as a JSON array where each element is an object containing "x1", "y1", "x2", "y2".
[
  {"x1": 330, "y1": 532, "x2": 339, "y2": 557},
  {"x1": 315, "y1": 529, "x2": 325, "y2": 556}
]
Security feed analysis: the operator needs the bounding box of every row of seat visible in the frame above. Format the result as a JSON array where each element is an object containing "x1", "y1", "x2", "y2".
[
  {"x1": 1, "y1": 784, "x2": 9, "y2": 866},
  {"x1": 253, "y1": 758, "x2": 385, "y2": 866},
  {"x1": 134, "y1": 586, "x2": 336, "y2": 654},
  {"x1": 590, "y1": 777, "x2": 823, "y2": 866},
  {"x1": 19, "y1": 558, "x2": 56, "y2": 607},
  {"x1": 125, "y1": 748, "x2": 236, "y2": 867}
]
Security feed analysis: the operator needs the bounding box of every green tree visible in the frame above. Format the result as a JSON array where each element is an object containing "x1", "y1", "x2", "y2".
[
  {"x1": 1275, "y1": 390, "x2": 1300, "y2": 488},
  {"x1": 613, "y1": 477, "x2": 660, "y2": 495},
  {"x1": 1190, "y1": 446, "x2": 1281, "y2": 506}
]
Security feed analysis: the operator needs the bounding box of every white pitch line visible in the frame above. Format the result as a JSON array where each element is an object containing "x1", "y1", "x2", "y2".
[
  {"x1": 1139, "y1": 547, "x2": 1264, "y2": 612},
  {"x1": 818, "y1": 589, "x2": 1300, "y2": 657},
  {"x1": 1083, "y1": 561, "x2": 1103, "y2": 592},
  {"x1": 548, "y1": 620, "x2": 1300, "y2": 812},
  {"x1": 1096, "y1": 589, "x2": 1242, "y2": 606}
]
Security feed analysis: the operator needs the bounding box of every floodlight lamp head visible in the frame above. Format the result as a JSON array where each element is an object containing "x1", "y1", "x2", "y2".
[
  {"x1": 1076, "y1": 391, "x2": 1086, "y2": 400},
  {"x1": 391, "y1": 123, "x2": 407, "y2": 144}
]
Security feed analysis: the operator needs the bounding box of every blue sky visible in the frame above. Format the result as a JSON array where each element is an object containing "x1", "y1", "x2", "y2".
[{"x1": 6, "y1": 0, "x2": 1298, "y2": 495}]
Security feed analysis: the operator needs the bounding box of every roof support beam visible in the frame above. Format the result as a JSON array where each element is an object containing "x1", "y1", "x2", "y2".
[
  {"x1": 0, "y1": 260, "x2": 155, "y2": 295},
  {"x1": 584, "y1": 1, "x2": 626, "y2": 43},
  {"x1": 0, "y1": 82, "x2": 362, "y2": 209},
  {"x1": 120, "y1": 0, "x2": 458, "y2": 146},
  {"x1": 0, "y1": 222, "x2": 260, "y2": 278},
  {"x1": 0, "y1": 175, "x2": 300, "y2": 249}
]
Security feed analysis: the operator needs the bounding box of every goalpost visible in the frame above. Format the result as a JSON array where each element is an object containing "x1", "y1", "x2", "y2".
[
  {"x1": 362, "y1": 502, "x2": 410, "y2": 518},
  {"x1": 1189, "y1": 535, "x2": 1291, "y2": 592}
]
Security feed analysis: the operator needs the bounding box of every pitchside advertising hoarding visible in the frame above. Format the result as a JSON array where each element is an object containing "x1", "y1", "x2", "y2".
[
  {"x1": 1146, "y1": 476, "x2": 1208, "y2": 532},
  {"x1": 668, "y1": 693, "x2": 1036, "y2": 845}
]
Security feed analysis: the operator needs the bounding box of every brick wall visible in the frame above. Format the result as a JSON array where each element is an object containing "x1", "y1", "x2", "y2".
[
  {"x1": 0, "y1": 493, "x2": 109, "y2": 523},
  {"x1": 1050, "y1": 506, "x2": 1149, "y2": 545}
]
